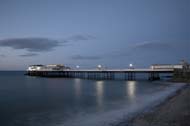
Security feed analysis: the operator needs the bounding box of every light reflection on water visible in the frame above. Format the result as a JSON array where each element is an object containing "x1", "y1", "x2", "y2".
[
  {"x1": 126, "y1": 81, "x2": 136, "y2": 100},
  {"x1": 74, "y1": 78, "x2": 82, "y2": 99},
  {"x1": 0, "y1": 71, "x2": 177, "y2": 126},
  {"x1": 96, "y1": 81, "x2": 104, "y2": 107}
]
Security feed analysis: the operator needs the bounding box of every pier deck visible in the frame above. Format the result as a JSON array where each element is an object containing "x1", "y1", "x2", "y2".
[{"x1": 26, "y1": 68, "x2": 174, "y2": 81}]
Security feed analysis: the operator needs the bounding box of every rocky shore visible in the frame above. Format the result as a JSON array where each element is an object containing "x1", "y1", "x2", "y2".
[{"x1": 117, "y1": 83, "x2": 190, "y2": 126}]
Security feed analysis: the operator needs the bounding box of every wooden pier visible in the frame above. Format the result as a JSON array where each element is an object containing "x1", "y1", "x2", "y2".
[{"x1": 26, "y1": 69, "x2": 174, "y2": 81}]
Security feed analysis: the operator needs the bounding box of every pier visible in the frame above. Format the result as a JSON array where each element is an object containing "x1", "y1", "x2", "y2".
[{"x1": 26, "y1": 68, "x2": 174, "y2": 81}]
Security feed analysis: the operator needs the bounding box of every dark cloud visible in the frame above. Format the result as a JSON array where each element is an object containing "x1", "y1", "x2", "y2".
[
  {"x1": 19, "y1": 53, "x2": 39, "y2": 57},
  {"x1": 0, "y1": 35, "x2": 95, "y2": 53},
  {"x1": 126, "y1": 40, "x2": 189, "y2": 64},
  {"x1": 0, "y1": 54, "x2": 6, "y2": 57},
  {"x1": 71, "y1": 55, "x2": 101, "y2": 60},
  {"x1": 133, "y1": 41, "x2": 172, "y2": 50},
  {"x1": 66, "y1": 34, "x2": 96, "y2": 42},
  {"x1": 132, "y1": 40, "x2": 190, "y2": 53},
  {"x1": 108, "y1": 40, "x2": 190, "y2": 61},
  {"x1": 0, "y1": 38, "x2": 62, "y2": 52}
]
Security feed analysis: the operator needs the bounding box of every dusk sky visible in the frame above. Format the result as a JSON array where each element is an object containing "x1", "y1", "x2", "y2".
[{"x1": 0, "y1": 0, "x2": 189, "y2": 70}]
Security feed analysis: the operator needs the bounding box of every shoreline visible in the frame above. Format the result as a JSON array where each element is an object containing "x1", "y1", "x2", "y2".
[{"x1": 116, "y1": 83, "x2": 190, "y2": 126}]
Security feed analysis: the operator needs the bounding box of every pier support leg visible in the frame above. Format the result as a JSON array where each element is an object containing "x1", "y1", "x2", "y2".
[
  {"x1": 149, "y1": 72, "x2": 160, "y2": 81},
  {"x1": 127, "y1": 72, "x2": 135, "y2": 80}
]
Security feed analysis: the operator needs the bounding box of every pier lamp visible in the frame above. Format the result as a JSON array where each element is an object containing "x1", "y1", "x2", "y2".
[
  {"x1": 76, "y1": 65, "x2": 80, "y2": 69},
  {"x1": 129, "y1": 63, "x2": 133, "y2": 68},
  {"x1": 97, "y1": 65, "x2": 102, "y2": 69}
]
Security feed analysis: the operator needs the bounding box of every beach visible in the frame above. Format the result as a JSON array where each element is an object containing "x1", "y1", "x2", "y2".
[{"x1": 118, "y1": 83, "x2": 190, "y2": 126}]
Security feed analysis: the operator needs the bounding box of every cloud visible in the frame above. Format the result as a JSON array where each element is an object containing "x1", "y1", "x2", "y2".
[
  {"x1": 19, "y1": 53, "x2": 39, "y2": 57},
  {"x1": 66, "y1": 34, "x2": 96, "y2": 42},
  {"x1": 132, "y1": 40, "x2": 190, "y2": 55},
  {"x1": 0, "y1": 38, "x2": 62, "y2": 52},
  {"x1": 71, "y1": 55, "x2": 101, "y2": 60},
  {"x1": 0, "y1": 54, "x2": 6, "y2": 57},
  {"x1": 0, "y1": 34, "x2": 95, "y2": 53},
  {"x1": 107, "y1": 40, "x2": 190, "y2": 61},
  {"x1": 133, "y1": 41, "x2": 171, "y2": 50}
]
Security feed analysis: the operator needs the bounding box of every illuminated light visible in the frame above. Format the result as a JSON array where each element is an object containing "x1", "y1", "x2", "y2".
[
  {"x1": 76, "y1": 65, "x2": 80, "y2": 69},
  {"x1": 129, "y1": 64, "x2": 133, "y2": 67},
  {"x1": 97, "y1": 65, "x2": 102, "y2": 69},
  {"x1": 36, "y1": 67, "x2": 41, "y2": 70}
]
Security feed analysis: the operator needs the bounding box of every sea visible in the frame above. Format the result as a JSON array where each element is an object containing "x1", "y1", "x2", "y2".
[{"x1": 0, "y1": 71, "x2": 184, "y2": 126}]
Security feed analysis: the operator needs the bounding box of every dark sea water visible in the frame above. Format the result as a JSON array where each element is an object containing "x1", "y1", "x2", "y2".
[{"x1": 0, "y1": 71, "x2": 183, "y2": 126}]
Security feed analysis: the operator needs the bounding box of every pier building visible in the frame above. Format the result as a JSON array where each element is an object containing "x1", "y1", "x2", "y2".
[{"x1": 26, "y1": 61, "x2": 189, "y2": 81}]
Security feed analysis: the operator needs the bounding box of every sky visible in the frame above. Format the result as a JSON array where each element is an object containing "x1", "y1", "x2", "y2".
[{"x1": 0, "y1": 0, "x2": 189, "y2": 70}]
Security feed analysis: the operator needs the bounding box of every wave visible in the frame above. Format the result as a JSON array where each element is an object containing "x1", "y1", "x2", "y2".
[{"x1": 57, "y1": 82, "x2": 186, "y2": 126}]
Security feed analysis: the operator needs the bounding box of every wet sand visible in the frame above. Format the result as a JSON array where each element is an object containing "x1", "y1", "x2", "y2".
[{"x1": 117, "y1": 84, "x2": 190, "y2": 126}]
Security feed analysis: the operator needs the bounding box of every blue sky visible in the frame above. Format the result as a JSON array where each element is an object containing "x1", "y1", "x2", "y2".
[{"x1": 0, "y1": 0, "x2": 189, "y2": 70}]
